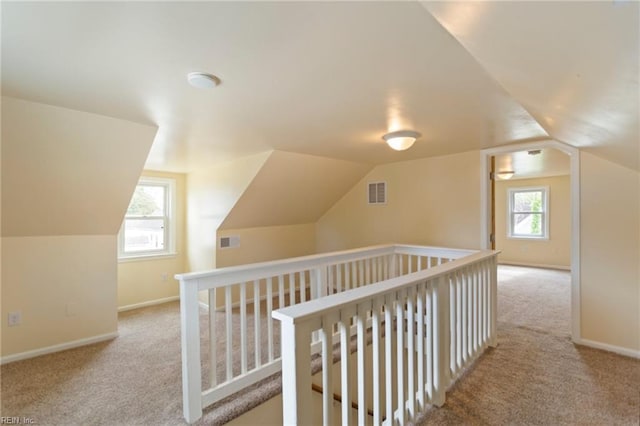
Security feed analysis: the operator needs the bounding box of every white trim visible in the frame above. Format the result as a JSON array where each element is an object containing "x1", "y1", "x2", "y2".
[
  {"x1": 481, "y1": 140, "x2": 581, "y2": 342},
  {"x1": 198, "y1": 301, "x2": 210, "y2": 311},
  {"x1": 507, "y1": 185, "x2": 549, "y2": 240},
  {"x1": 574, "y1": 338, "x2": 640, "y2": 359},
  {"x1": 118, "y1": 296, "x2": 180, "y2": 312},
  {"x1": 118, "y1": 176, "x2": 177, "y2": 260},
  {"x1": 117, "y1": 252, "x2": 178, "y2": 263},
  {"x1": 498, "y1": 260, "x2": 571, "y2": 271},
  {"x1": 0, "y1": 332, "x2": 119, "y2": 365}
]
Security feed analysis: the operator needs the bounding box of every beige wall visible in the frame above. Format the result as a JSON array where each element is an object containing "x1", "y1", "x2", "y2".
[
  {"x1": 216, "y1": 223, "x2": 316, "y2": 268},
  {"x1": 0, "y1": 97, "x2": 155, "y2": 359},
  {"x1": 495, "y1": 175, "x2": 571, "y2": 269},
  {"x1": 220, "y1": 151, "x2": 371, "y2": 230},
  {"x1": 580, "y1": 152, "x2": 639, "y2": 351},
  {"x1": 1, "y1": 96, "x2": 156, "y2": 237},
  {"x1": 1, "y1": 236, "x2": 118, "y2": 357},
  {"x1": 117, "y1": 170, "x2": 186, "y2": 309},
  {"x1": 186, "y1": 152, "x2": 271, "y2": 272},
  {"x1": 316, "y1": 151, "x2": 481, "y2": 253}
]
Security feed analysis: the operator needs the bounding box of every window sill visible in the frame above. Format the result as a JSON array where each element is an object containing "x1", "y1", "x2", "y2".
[
  {"x1": 507, "y1": 236, "x2": 549, "y2": 241},
  {"x1": 118, "y1": 252, "x2": 178, "y2": 263}
]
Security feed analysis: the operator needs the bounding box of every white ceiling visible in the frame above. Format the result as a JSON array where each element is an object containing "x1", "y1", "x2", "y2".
[
  {"x1": 2, "y1": 2, "x2": 637, "y2": 173},
  {"x1": 495, "y1": 148, "x2": 570, "y2": 181},
  {"x1": 424, "y1": 1, "x2": 639, "y2": 171}
]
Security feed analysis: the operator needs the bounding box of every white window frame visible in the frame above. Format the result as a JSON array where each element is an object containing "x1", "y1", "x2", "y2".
[
  {"x1": 507, "y1": 186, "x2": 549, "y2": 240},
  {"x1": 118, "y1": 176, "x2": 176, "y2": 261}
]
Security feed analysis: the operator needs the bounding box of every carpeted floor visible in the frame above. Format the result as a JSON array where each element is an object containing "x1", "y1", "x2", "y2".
[
  {"x1": 1, "y1": 266, "x2": 638, "y2": 425},
  {"x1": 414, "y1": 266, "x2": 639, "y2": 425}
]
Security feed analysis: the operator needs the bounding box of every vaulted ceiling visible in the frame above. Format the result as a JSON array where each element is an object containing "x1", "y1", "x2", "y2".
[{"x1": 2, "y1": 1, "x2": 637, "y2": 173}]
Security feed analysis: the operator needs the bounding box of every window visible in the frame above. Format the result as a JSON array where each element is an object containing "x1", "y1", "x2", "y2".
[
  {"x1": 119, "y1": 177, "x2": 176, "y2": 259},
  {"x1": 507, "y1": 187, "x2": 548, "y2": 239}
]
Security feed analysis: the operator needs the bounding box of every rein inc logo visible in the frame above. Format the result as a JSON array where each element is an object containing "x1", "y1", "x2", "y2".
[{"x1": 0, "y1": 418, "x2": 35, "y2": 425}]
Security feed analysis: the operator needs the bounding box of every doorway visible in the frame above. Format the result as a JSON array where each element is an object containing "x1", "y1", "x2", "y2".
[{"x1": 480, "y1": 140, "x2": 581, "y2": 342}]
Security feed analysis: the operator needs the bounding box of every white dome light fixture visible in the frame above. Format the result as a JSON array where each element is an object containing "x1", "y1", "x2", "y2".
[
  {"x1": 382, "y1": 130, "x2": 421, "y2": 151},
  {"x1": 187, "y1": 72, "x2": 220, "y2": 89},
  {"x1": 497, "y1": 171, "x2": 515, "y2": 180}
]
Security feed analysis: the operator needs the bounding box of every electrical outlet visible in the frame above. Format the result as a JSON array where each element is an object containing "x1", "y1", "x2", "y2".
[
  {"x1": 161, "y1": 273, "x2": 168, "y2": 282},
  {"x1": 8, "y1": 311, "x2": 22, "y2": 327}
]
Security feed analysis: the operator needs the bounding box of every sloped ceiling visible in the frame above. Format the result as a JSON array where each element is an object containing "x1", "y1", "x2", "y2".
[
  {"x1": 220, "y1": 151, "x2": 372, "y2": 229},
  {"x1": 424, "y1": 1, "x2": 639, "y2": 171},
  {"x1": 2, "y1": 1, "x2": 636, "y2": 174},
  {"x1": 2, "y1": 1, "x2": 549, "y2": 173},
  {"x1": 1, "y1": 97, "x2": 157, "y2": 237},
  {"x1": 495, "y1": 148, "x2": 570, "y2": 181}
]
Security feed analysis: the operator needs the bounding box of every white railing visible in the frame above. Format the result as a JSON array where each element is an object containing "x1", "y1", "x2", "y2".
[
  {"x1": 273, "y1": 249, "x2": 498, "y2": 425},
  {"x1": 176, "y1": 244, "x2": 473, "y2": 423}
]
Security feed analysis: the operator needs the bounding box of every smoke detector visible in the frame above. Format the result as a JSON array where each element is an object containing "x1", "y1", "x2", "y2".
[{"x1": 187, "y1": 72, "x2": 220, "y2": 89}]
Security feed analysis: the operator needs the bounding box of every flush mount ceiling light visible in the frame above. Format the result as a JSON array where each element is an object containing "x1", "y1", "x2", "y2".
[
  {"x1": 497, "y1": 171, "x2": 515, "y2": 180},
  {"x1": 382, "y1": 130, "x2": 421, "y2": 151},
  {"x1": 187, "y1": 72, "x2": 220, "y2": 89}
]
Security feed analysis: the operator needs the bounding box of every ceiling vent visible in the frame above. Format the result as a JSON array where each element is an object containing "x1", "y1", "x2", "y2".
[{"x1": 368, "y1": 182, "x2": 387, "y2": 205}]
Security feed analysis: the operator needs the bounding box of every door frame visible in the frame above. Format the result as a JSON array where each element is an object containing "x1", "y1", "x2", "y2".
[{"x1": 480, "y1": 139, "x2": 581, "y2": 342}]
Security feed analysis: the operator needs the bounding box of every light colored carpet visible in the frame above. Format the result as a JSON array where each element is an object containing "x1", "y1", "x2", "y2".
[
  {"x1": 1, "y1": 266, "x2": 638, "y2": 425},
  {"x1": 415, "y1": 266, "x2": 639, "y2": 425}
]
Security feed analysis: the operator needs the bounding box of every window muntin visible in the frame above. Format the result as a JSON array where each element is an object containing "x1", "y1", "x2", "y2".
[
  {"x1": 119, "y1": 177, "x2": 176, "y2": 259},
  {"x1": 508, "y1": 187, "x2": 548, "y2": 239}
]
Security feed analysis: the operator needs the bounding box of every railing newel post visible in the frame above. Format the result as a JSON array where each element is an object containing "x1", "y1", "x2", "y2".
[
  {"x1": 280, "y1": 319, "x2": 314, "y2": 425},
  {"x1": 180, "y1": 278, "x2": 203, "y2": 423}
]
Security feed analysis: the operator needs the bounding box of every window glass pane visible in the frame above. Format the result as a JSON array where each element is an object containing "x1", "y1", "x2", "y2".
[
  {"x1": 513, "y1": 213, "x2": 543, "y2": 236},
  {"x1": 126, "y1": 185, "x2": 165, "y2": 216},
  {"x1": 124, "y1": 219, "x2": 165, "y2": 252},
  {"x1": 513, "y1": 191, "x2": 542, "y2": 212}
]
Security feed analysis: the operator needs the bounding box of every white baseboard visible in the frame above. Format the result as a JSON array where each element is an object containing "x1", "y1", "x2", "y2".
[
  {"x1": 118, "y1": 296, "x2": 180, "y2": 312},
  {"x1": 0, "y1": 332, "x2": 119, "y2": 365},
  {"x1": 498, "y1": 260, "x2": 571, "y2": 271},
  {"x1": 574, "y1": 338, "x2": 640, "y2": 359}
]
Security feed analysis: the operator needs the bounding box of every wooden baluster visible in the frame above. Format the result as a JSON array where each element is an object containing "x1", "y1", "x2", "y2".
[
  {"x1": 385, "y1": 294, "x2": 395, "y2": 425},
  {"x1": 372, "y1": 297, "x2": 383, "y2": 425},
  {"x1": 300, "y1": 271, "x2": 306, "y2": 303},
  {"x1": 357, "y1": 301, "x2": 369, "y2": 426},
  {"x1": 278, "y1": 275, "x2": 285, "y2": 309},
  {"x1": 208, "y1": 289, "x2": 217, "y2": 387},
  {"x1": 340, "y1": 308, "x2": 354, "y2": 426},
  {"x1": 225, "y1": 285, "x2": 233, "y2": 380},
  {"x1": 240, "y1": 282, "x2": 248, "y2": 374},
  {"x1": 416, "y1": 282, "x2": 425, "y2": 408},
  {"x1": 396, "y1": 289, "x2": 406, "y2": 425},
  {"x1": 406, "y1": 286, "x2": 416, "y2": 418},
  {"x1": 266, "y1": 277, "x2": 274, "y2": 362},
  {"x1": 254, "y1": 280, "x2": 261, "y2": 368},
  {"x1": 321, "y1": 313, "x2": 336, "y2": 426},
  {"x1": 289, "y1": 273, "x2": 296, "y2": 305}
]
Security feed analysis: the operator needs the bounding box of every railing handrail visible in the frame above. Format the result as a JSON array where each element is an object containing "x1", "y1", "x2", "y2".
[
  {"x1": 273, "y1": 250, "x2": 497, "y2": 325},
  {"x1": 175, "y1": 243, "x2": 475, "y2": 288}
]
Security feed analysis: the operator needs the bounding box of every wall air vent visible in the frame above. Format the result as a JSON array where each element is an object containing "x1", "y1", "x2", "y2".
[
  {"x1": 219, "y1": 235, "x2": 240, "y2": 249},
  {"x1": 368, "y1": 182, "x2": 387, "y2": 205}
]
